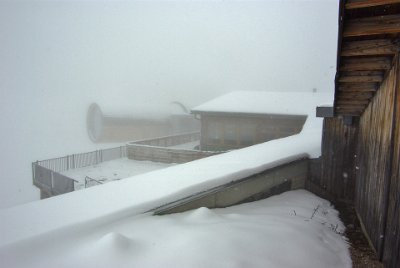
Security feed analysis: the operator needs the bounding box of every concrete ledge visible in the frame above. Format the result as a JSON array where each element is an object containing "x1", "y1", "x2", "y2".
[{"x1": 152, "y1": 158, "x2": 308, "y2": 215}]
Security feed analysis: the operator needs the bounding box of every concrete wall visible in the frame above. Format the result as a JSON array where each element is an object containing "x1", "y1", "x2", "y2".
[
  {"x1": 127, "y1": 132, "x2": 221, "y2": 163},
  {"x1": 153, "y1": 158, "x2": 308, "y2": 215},
  {"x1": 127, "y1": 144, "x2": 220, "y2": 164},
  {"x1": 133, "y1": 132, "x2": 200, "y2": 147}
]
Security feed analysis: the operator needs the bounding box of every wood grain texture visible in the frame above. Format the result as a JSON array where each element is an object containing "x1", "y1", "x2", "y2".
[
  {"x1": 319, "y1": 117, "x2": 359, "y2": 202},
  {"x1": 342, "y1": 39, "x2": 399, "y2": 56},
  {"x1": 344, "y1": 14, "x2": 400, "y2": 37},
  {"x1": 340, "y1": 57, "x2": 392, "y2": 71},
  {"x1": 382, "y1": 56, "x2": 400, "y2": 268},
  {"x1": 339, "y1": 75, "x2": 384, "y2": 83},
  {"x1": 338, "y1": 83, "x2": 378, "y2": 92},
  {"x1": 346, "y1": 0, "x2": 400, "y2": 10},
  {"x1": 355, "y1": 59, "x2": 396, "y2": 258}
]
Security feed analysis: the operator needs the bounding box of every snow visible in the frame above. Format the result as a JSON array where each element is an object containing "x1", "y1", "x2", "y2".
[
  {"x1": 191, "y1": 91, "x2": 333, "y2": 116},
  {"x1": 167, "y1": 140, "x2": 200, "y2": 150},
  {"x1": 0, "y1": 113, "x2": 324, "y2": 246},
  {"x1": 0, "y1": 190, "x2": 351, "y2": 268},
  {"x1": 60, "y1": 158, "x2": 174, "y2": 190},
  {"x1": 0, "y1": 101, "x2": 351, "y2": 267}
]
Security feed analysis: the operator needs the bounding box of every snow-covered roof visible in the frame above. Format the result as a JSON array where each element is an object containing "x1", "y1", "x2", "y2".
[{"x1": 191, "y1": 91, "x2": 333, "y2": 116}]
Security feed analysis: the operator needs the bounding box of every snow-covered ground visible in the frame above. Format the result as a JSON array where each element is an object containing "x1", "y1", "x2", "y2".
[
  {"x1": 167, "y1": 140, "x2": 199, "y2": 150},
  {"x1": 61, "y1": 158, "x2": 174, "y2": 190},
  {"x1": 59, "y1": 140, "x2": 199, "y2": 190},
  {"x1": 0, "y1": 190, "x2": 351, "y2": 268}
]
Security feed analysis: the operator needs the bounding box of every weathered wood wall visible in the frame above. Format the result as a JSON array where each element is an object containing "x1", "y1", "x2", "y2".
[
  {"x1": 355, "y1": 58, "x2": 397, "y2": 259},
  {"x1": 382, "y1": 58, "x2": 400, "y2": 268},
  {"x1": 318, "y1": 116, "x2": 358, "y2": 202},
  {"x1": 316, "y1": 56, "x2": 399, "y2": 267}
]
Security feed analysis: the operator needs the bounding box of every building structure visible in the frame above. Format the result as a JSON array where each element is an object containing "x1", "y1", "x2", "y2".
[
  {"x1": 310, "y1": 1, "x2": 400, "y2": 267},
  {"x1": 191, "y1": 91, "x2": 330, "y2": 151}
]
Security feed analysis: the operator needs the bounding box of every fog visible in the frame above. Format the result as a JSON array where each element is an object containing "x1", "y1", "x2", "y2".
[{"x1": 0, "y1": 0, "x2": 338, "y2": 208}]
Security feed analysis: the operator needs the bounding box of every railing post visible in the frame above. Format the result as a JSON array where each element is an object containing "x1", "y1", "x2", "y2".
[
  {"x1": 51, "y1": 171, "x2": 54, "y2": 194},
  {"x1": 32, "y1": 162, "x2": 36, "y2": 182},
  {"x1": 72, "y1": 154, "x2": 75, "y2": 169}
]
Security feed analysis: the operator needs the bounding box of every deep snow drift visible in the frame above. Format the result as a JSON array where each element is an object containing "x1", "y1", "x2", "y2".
[{"x1": 0, "y1": 190, "x2": 351, "y2": 268}]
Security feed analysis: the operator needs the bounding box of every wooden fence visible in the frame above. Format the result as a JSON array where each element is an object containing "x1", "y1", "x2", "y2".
[{"x1": 314, "y1": 57, "x2": 400, "y2": 267}]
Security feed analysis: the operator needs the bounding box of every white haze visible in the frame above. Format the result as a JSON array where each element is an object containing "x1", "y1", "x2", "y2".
[{"x1": 0, "y1": 0, "x2": 338, "y2": 208}]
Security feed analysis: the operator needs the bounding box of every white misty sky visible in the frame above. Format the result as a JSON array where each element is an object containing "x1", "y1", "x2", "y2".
[{"x1": 0, "y1": 0, "x2": 338, "y2": 208}]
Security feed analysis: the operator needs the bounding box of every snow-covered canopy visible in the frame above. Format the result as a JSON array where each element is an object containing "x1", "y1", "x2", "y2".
[{"x1": 191, "y1": 91, "x2": 333, "y2": 116}]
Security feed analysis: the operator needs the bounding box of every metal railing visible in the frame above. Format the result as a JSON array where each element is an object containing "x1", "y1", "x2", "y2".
[
  {"x1": 36, "y1": 146, "x2": 127, "y2": 173},
  {"x1": 33, "y1": 145, "x2": 127, "y2": 196},
  {"x1": 84, "y1": 176, "x2": 103, "y2": 188}
]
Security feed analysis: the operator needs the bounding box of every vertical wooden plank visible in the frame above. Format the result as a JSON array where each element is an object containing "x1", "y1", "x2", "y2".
[
  {"x1": 316, "y1": 117, "x2": 358, "y2": 202},
  {"x1": 355, "y1": 60, "x2": 396, "y2": 257},
  {"x1": 383, "y1": 56, "x2": 400, "y2": 268}
]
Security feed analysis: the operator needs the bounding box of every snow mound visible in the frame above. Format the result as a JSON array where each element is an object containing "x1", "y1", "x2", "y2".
[
  {"x1": 185, "y1": 206, "x2": 222, "y2": 221},
  {"x1": 97, "y1": 232, "x2": 134, "y2": 251}
]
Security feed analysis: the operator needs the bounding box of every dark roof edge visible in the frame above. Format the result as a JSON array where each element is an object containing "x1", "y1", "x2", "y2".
[{"x1": 333, "y1": 0, "x2": 346, "y2": 117}]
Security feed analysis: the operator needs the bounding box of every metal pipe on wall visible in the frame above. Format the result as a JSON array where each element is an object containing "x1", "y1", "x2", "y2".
[{"x1": 87, "y1": 103, "x2": 200, "y2": 143}]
